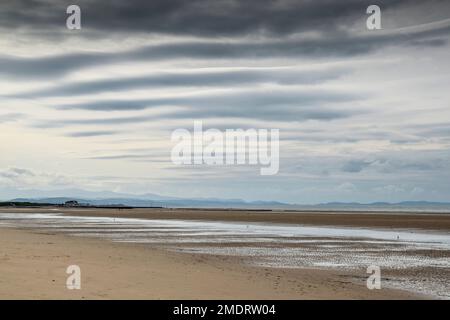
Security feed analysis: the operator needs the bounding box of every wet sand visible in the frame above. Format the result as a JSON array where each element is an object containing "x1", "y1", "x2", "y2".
[{"x1": 1, "y1": 207, "x2": 449, "y2": 230}]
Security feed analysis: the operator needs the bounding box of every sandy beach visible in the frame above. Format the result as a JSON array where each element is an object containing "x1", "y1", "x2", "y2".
[
  {"x1": 0, "y1": 226, "x2": 419, "y2": 300},
  {"x1": 0, "y1": 208, "x2": 448, "y2": 299}
]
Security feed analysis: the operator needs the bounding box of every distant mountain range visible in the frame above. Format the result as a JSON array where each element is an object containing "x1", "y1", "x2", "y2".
[
  {"x1": 0, "y1": 187, "x2": 179, "y2": 202},
  {"x1": 2, "y1": 186, "x2": 450, "y2": 211},
  {"x1": 7, "y1": 193, "x2": 450, "y2": 212}
]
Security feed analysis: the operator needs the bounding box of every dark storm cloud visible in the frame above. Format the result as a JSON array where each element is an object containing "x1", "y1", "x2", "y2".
[
  {"x1": 0, "y1": 1, "x2": 449, "y2": 79},
  {"x1": 0, "y1": 0, "x2": 430, "y2": 36},
  {"x1": 10, "y1": 68, "x2": 348, "y2": 98}
]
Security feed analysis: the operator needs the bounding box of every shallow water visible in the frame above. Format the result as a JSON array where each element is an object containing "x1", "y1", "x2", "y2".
[{"x1": 0, "y1": 212, "x2": 449, "y2": 298}]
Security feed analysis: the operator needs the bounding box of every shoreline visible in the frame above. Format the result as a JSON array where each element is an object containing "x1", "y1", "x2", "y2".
[{"x1": 1, "y1": 207, "x2": 449, "y2": 231}]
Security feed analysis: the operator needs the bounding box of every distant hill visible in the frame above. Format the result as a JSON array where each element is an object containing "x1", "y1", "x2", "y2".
[
  {"x1": 10, "y1": 196, "x2": 287, "y2": 209},
  {"x1": 309, "y1": 201, "x2": 450, "y2": 212},
  {"x1": 0, "y1": 201, "x2": 56, "y2": 207}
]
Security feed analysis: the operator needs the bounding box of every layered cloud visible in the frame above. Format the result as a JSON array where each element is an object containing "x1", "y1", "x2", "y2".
[{"x1": 0, "y1": 0, "x2": 449, "y2": 203}]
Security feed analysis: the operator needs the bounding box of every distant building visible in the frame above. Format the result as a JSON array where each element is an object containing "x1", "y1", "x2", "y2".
[{"x1": 64, "y1": 200, "x2": 79, "y2": 207}]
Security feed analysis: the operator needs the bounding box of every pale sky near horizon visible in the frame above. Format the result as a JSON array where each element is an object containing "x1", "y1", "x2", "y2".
[{"x1": 0, "y1": 0, "x2": 449, "y2": 204}]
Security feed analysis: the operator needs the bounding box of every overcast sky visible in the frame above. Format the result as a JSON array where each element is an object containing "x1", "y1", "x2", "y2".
[{"x1": 0, "y1": 0, "x2": 449, "y2": 203}]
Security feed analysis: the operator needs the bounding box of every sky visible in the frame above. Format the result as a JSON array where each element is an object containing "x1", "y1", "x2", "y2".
[{"x1": 0, "y1": 0, "x2": 449, "y2": 204}]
